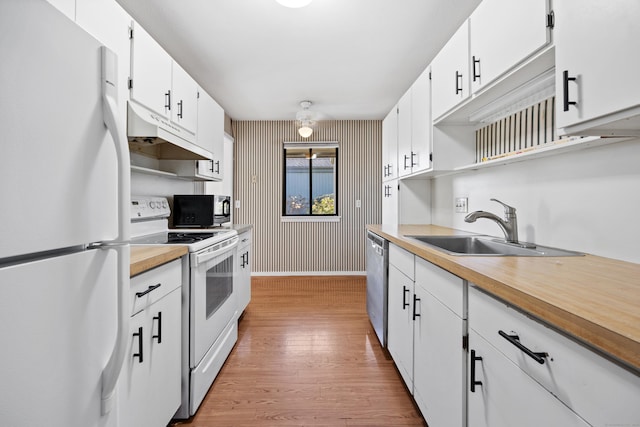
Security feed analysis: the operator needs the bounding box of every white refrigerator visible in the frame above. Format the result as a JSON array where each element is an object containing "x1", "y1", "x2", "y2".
[{"x1": 0, "y1": 1, "x2": 130, "y2": 426}]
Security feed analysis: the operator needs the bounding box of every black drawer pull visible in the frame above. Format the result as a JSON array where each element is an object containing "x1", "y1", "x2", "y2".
[
  {"x1": 135, "y1": 283, "x2": 161, "y2": 298},
  {"x1": 132, "y1": 326, "x2": 143, "y2": 363},
  {"x1": 455, "y1": 71, "x2": 463, "y2": 95},
  {"x1": 402, "y1": 285, "x2": 410, "y2": 310},
  {"x1": 152, "y1": 312, "x2": 162, "y2": 344},
  {"x1": 412, "y1": 294, "x2": 421, "y2": 321},
  {"x1": 472, "y1": 56, "x2": 481, "y2": 82},
  {"x1": 499, "y1": 330, "x2": 548, "y2": 364},
  {"x1": 470, "y1": 349, "x2": 482, "y2": 392},
  {"x1": 562, "y1": 70, "x2": 577, "y2": 112}
]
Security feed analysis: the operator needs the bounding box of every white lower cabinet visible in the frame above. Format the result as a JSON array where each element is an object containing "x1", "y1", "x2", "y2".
[
  {"x1": 468, "y1": 329, "x2": 590, "y2": 427},
  {"x1": 468, "y1": 284, "x2": 640, "y2": 427},
  {"x1": 119, "y1": 259, "x2": 182, "y2": 427},
  {"x1": 387, "y1": 244, "x2": 415, "y2": 390},
  {"x1": 413, "y1": 258, "x2": 465, "y2": 427},
  {"x1": 387, "y1": 244, "x2": 466, "y2": 427},
  {"x1": 236, "y1": 230, "x2": 252, "y2": 314}
]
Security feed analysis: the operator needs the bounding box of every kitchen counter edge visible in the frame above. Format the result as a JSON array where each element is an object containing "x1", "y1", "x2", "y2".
[
  {"x1": 367, "y1": 224, "x2": 640, "y2": 374},
  {"x1": 130, "y1": 245, "x2": 188, "y2": 277}
]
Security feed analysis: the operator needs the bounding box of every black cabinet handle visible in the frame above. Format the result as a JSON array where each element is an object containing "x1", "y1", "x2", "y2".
[
  {"x1": 402, "y1": 285, "x2": 410, "y2": 310},
  {"x1": 412, "y1": 294, "x2": 421, "y2": 320},
  {"x1": 387, "y1": 164, "x2": 392, "y2": 177},
  {"x1": 499, "y1": 330, "x2": 548, "y2": 364},
  {"x1": 135, "y1": 283, "x2": 161, "y2": 298},
  {"x1": 472, "y1": 56, "x2": 481, "y2": 82},
  {"x1": 165, "y1": 90, "x2": 171, "y2": 110},
  {"x1": 410, "y1": 151, "x2": 417, "y2": 167},
  {"x1": 133, "y1": 326, "x2": 143, "y2": 363},
  {"x1": 153, "y1": 312, "x2": 162, "y2": 344},
  {"x1": 209, "y1": 160, "x2": 215, "y2": 172},
  {"x1": 563, "y1": 70, "x2": 577, "y2": 112},
  {"x1": 177, "y1": 100, "x2": 184, "y2": 118},
  {"x1": 403, "y1": 154, "x2": 410, "y2": 170},
  {"x1": 214, "y1": 160, "x2": 220, "y2": 174},
  {"x1": 455, "y1": 71, "x2": 463, "y2": 95},
  {"x1": 383, "y1": 165, "x2": 388, "y2": 177},
  {"x1": 470, "y1": 349, "x2": 483, "y2": 392}
]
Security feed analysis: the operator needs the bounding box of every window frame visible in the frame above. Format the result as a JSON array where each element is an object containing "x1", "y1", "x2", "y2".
[{"x1": 282, "y1": 141, "x2": 339, "y2": 219}]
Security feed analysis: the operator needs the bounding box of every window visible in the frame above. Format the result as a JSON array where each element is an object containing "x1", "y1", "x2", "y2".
[{"x1": 283, "y1": 142, "x2": 338, "y2": 217}]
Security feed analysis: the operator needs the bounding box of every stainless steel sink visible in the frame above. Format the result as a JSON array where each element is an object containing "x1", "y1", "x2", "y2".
[{"x1": 406, "y1": 235, "x2": 583, "y2": 257}]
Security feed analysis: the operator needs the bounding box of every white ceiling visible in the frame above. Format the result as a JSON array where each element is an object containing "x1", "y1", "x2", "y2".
[{"x1": 116, "y1": 0, "x2": 481, "y2": 121}]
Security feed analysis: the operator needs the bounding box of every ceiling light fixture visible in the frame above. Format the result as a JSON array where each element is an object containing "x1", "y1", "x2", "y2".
[
  {"x1": 296, "y1": 100, "x2": 315, "y2": 138},
  {"x1": 276, "y1": 0, "x2": 313, "y2": 8}
]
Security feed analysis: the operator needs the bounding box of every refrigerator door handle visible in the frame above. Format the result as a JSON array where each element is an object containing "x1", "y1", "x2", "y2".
[{"x1": 100, "y1": 46, "x2": 131, "y2": 415}]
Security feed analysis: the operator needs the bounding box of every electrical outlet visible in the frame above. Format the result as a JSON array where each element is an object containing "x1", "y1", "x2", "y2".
[
  {"x1": 455, "y1": 197, "x2": 468, "y2": 213},
  {"x1": 235, "y1": 200, "x2": 241, "y2": 209}
]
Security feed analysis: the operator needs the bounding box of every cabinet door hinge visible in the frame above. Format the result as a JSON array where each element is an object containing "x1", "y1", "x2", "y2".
[
  {"x1": 128, "y1": 78, "x2": 133, "y2": 90},
  {"x1": 197, "y1": 91, "x2": 200, "y2": 99},
  {"x1": 546, "y1": 11, "x2": 555, "y2": 29},
  {"x1": 429, "y1": 152, "x2": 433, "y2": 162},
  {"x1": 462, "y1": 334, "x2": 469, "y2": 351},
  {"x1": 429, "y1": 71, "x2": 432, "y2": 80},
  {"x1": 129, "y1": 26, "x2": 134, "y2": 39}
]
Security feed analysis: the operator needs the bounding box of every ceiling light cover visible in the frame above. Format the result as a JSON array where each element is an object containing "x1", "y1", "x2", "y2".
[
  {"x1": 276, "y1": 0, "x2": 313, "y2": 8},
  {"x1": 298, "y1": 126, "x2": 313, "y2": 138}
]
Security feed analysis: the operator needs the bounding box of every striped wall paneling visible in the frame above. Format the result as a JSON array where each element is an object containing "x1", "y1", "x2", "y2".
[
  {"x1": 233, "y1": 120, "x2": 382, "y2": 274},
  {"x1": 475, "y1": 97, "x2": 556, "y2": 163}
]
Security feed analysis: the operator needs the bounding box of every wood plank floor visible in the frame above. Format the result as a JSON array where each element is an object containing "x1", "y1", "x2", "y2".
[{"x1": 172, "y1": 276, "x2": 426, "y2": 427}]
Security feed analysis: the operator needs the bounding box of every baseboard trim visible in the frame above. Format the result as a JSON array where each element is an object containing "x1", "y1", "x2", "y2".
[{"x1": 252, "y1": 271, "x2": 366, "y2": 277}]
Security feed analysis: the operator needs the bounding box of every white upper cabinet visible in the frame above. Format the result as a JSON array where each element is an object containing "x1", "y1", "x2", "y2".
[
  {"x1": 554, "y1": 0, "x2": 640, "y2": 136},
  {"x1": 171, "y1": 62, "x2": 199, "y2": 134},
  {"x1": 129, "y1": 22, "x2": 173, "y2": 119},
  {"x1": 397, "y1": 89, "x2": 412, "y2": 177},
  {"x1": 431, "y1": 20, "x2": 470, "y2": 121},
  {"x1": 469, "y1": 0, "x2": 550, "y2": 93},
  {"x1": 197, "y1": 88, "x2": 225, "y2": 179},
  {"x1": 45, "y1": 0, "x2": 75, "y2": 21},
  {"x1": 130, "y1": 22, "x2": 198, "y2": 136},
  {"x1": 398, "y1": 67, "x2": 431, "y2": 177},
  {"x1": 382, "y1": 107, "x2": 398, "y2": 182}
]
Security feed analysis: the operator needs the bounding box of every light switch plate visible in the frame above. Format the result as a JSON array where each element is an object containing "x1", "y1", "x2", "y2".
[{"x1": 455, "y1": 197, "x2": 468, "y2": 213}]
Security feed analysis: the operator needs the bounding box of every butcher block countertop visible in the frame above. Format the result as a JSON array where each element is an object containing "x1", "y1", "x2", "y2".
[
  {"x1": 368, "y1": 224, "x2": 640, "y2": 373},
  {"x1": 130, "y1": 245, "x2": 188, "y2": 277}
]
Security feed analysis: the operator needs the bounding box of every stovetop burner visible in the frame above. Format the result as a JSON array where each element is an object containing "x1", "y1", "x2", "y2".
[{"x1": 167, "y1": 232, "x2": 217, "y2": 244}]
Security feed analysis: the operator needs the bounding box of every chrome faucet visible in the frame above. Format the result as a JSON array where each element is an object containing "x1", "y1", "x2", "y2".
[{"x1": 465, "y1": 199, "x2": 519, "y2": 244}]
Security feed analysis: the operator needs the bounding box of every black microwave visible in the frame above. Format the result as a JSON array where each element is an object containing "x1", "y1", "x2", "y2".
[{"x1": 173, "y1": 194, "x2": 231, "y2": 227}]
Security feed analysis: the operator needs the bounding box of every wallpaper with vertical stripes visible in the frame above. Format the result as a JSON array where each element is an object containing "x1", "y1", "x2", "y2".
[{"x1": 232, "y1": 120, "x2": 381, "y2": 274}]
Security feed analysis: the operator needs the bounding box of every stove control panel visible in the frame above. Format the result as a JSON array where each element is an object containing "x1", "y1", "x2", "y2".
[{"x1": 131, "y1": 196, "x2": 170, "y2": 220}]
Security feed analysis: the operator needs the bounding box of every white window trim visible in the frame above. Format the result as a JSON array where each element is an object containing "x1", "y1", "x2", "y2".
[{"x1": 281, "y1": 216, "x2": 341, "y2": 223}]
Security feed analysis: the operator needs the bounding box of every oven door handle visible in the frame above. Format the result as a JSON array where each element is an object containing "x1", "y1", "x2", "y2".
[{"x1": 192, "y1": 237, "x2": 239, "y2": 266}]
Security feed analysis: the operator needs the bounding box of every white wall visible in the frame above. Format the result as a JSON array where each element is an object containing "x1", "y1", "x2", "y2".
[{"x1": 431, "y1": 138, "x2": 640, "y2": 264}]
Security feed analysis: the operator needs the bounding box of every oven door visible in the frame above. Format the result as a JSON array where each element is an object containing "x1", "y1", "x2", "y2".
[{"x1": 189, "y1": 236, "x2": 239, "y2": 367}]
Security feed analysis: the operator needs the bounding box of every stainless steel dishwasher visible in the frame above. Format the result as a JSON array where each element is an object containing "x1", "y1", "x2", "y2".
[{"x1": 366, "y1": 231, "x2": 388, "y2": 348}]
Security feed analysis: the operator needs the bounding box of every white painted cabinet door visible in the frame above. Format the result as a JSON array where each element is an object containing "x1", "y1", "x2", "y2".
[
  {"x1": 387, "y1": 264, "x2": 414, "y2": 391},
  {"x1": 119, "y1": 289, "x2": 182, "y2": 427},
  {"x1": 468, "y1": 330, "x2": 591, "y2": 427},
  {"x1": 431, "y1": 20, "x2": 470, "y2": 121},
  {"x1": 469, "y1": 0, "x2": 550, "y2": 93},
  {"x1": 197, "y1": 88, "x2": 225, "y2": 179},
  {"x1": 381, "y1": 180, "x2": 398, "y2": 225},
  {"x1": 413, "y1": 282, "x2": 465, "y2": 427},
  {"x1": 171, "y1": 61, "x2": 198, "y2": 134},
  {"x1": 554, "y1": 0, "x2": 640, "y2": 135},
  {"x1": 409, "y1": 67, "x2": 431, "y2": 174},
  {"x1": 397, "y1": 89, "x2": 413, "y2": 178},
  {"x1": 382, "y1": 107, "x2": 398, "y2": 182},
  {"x1": 237, "y1": 231, "x2": 252, "y2": 314},
  {"x1": 130, "y1": 22, "x2": 172, "y2": 118}
]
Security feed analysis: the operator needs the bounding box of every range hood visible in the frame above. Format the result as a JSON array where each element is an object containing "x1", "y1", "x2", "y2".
[{"x1": 127, "y1": 102, "x2": 212, "y2": 160}]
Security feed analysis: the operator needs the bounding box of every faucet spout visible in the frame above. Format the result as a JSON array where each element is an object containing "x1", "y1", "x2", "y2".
[{"x1": 464, "y1": 199, "x2": 519, "y2": 243}]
